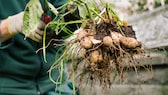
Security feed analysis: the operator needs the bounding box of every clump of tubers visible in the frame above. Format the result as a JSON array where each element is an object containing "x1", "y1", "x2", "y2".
[{"x1": 67, "y1": 13, "x2": 145, "y2": 91}]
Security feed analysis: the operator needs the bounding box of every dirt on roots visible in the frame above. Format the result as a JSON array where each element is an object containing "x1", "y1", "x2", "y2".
[{"x1": 68, "y1": 18, "x2": 152, "y2": 93}]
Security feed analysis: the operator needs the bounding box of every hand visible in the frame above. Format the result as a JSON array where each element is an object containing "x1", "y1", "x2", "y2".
[
  {"x1": 7, "y1": 12, "x2": 45, "y2": 42},
  {"x1": 24, "y1": 20, "x2": 45, "y2": 42}
]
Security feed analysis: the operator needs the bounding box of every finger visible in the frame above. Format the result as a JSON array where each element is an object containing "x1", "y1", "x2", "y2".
[
  {"x1": 38, "y1": 20, "x2": 46, "y2": 30},
  {"x1": 35, "y1": 29, "x2": 43, "y2": 36},
  {"x1": 31, "y1": 37, "x2": 40, "y2": 42},
  {"x1": 29, "y1": 34, "x2": 40, "y2": 42},
  {"x1": 34, "y1": 32, "x2": 42, "y2": 41}
]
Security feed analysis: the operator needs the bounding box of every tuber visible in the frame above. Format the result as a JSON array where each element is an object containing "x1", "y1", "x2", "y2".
[
  {"x1": 120, "y1": 37, "x2": 142, "y2": 49},
  {"x1": 80, "y1": 37, "x2": 93, "y2": 49},
  {"x1": 90, "y1": 50, "x2": 103, "y2": 63},
  {"x1": 103, "y1": 36, "x2": 113, "y2": 47},
  {"x1": 110, "y1": 31, "x2": 122, "y2": 44},
  {"x1": 78, "y1": 48, "x2": 86, "y2": 58},
  {"x1": 77, "y1": 29, "x2": 89, "y2": 40}
]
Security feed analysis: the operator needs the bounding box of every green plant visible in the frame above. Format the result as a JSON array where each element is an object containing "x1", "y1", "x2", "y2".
[{"x1": 23, "y1": 0, "x2": 147, "y2": 94}]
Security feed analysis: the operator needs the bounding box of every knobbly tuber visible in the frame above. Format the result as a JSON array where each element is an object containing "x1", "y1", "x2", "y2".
[
  {"x1": 120, "y1": 37, "x2": 142, "y2": 49},
  {"x1": 103, "y1": 36, "x2": 113, "y2": 47}
]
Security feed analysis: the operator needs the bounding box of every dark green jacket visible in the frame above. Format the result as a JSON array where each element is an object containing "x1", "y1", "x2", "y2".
[{"x1": 0, "y1": 0, "x2": 74, "y2": 95}]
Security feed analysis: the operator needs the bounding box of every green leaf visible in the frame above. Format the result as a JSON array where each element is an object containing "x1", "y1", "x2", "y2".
[
  {"x1": 23, "y1": 0, "x2": 43, "y2": 37},
  {"x1": 76, "y1": 0, "x2": 100, "y2": 19},
  {"x1": 46, "y1": 1, "x2": 59, "y2": 16},
  {"x1": 77, "y1": 3, "x2": 88, "y2": 19}
]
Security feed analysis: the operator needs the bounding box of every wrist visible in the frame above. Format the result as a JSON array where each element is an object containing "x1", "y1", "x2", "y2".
[
  {"x1": 7, "y1": 12, "x2": 24, "y2": 35},
  {"x1": 0, "y1": 19, "x2": 13, "y2": 41},
  {"x1": 0, "y1": 19, "x2": 8, "y2": 35},
  {"x1": 7, "y1": 17, "x2": 18, "y2": 35}
]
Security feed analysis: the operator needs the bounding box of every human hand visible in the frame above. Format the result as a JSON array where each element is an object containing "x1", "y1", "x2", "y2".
[
  {"x1": 7, "y1": 12, "x2": 45, "y2": 42},
  {"x1": 23, "y1": 20, "x2": 45, "y2": 42}
]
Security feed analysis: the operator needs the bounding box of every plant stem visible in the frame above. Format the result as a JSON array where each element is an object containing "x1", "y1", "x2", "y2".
[
  {"x1": 59, "y1": 60, "x2": 64, "y2": 95},
  {"x1": 91, "y1": 9, "x2": 106, "y2": 22},
  {"x1": 53, "y1": 19, "x2": 86, "y2": 25},
  {"x1": 84, "y1": 2, "x2": 92, "y2": 18},
  {"x1": 43, "y1": 25, "x2": 47, "y2": 63}
]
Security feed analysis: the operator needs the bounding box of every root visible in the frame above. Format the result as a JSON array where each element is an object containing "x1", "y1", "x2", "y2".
[{"x1": 36, "y1": 38, "x2": 65, "y2": 53}]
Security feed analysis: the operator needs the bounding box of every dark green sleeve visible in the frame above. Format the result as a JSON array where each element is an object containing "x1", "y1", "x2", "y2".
[
  {"x1": 0, "y1": 0, "x2": 28, "y2": 49},
  {"x1": 0, "y1": 0, "x2": 28, "y2": 20},
  {"x1": 0, "y1": 20, "x2": 14, "y2": 49},
  {"x1": 50, "y1": 0, "x2": 67, "y2": 8},
  {"x1": 0, "y1": 39, "x2": 14, "y2": 49}
]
